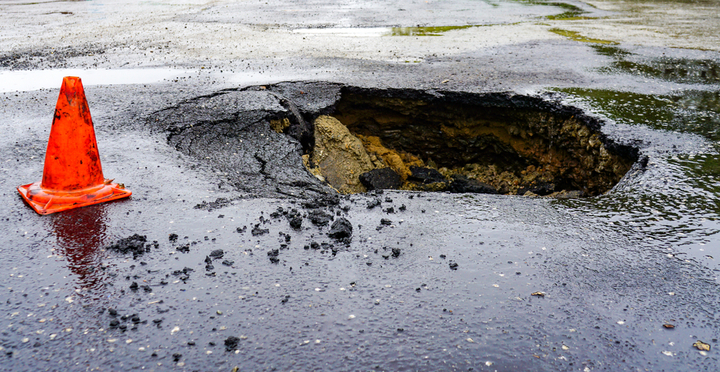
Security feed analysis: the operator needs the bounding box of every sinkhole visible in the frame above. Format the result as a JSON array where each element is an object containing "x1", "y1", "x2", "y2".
[{"x1": 293, "y1": 87, "x2": 638, "y2": 197}]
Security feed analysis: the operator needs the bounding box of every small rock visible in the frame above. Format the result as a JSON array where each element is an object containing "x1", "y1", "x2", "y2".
[
  {"x1": 449, "y1": 175, "x2": 497, "y2": 194},
  {"x1": 251, "y1": 224, "x2": 269, "y2": 236},
  {"x1": 328, "y1": 218, "x2": 353, "y2": 240},
  {"x1": 518, "y1": 181, "x2": 556, "y2": 196},
  {"x1": 367, "y1": 198, "x2": 381, "y2": 209},
  {"x1": 308, "y1": 209, "x2": 333, "y2": 226},
  {"x1": 408, "y1": 166, "x2": 445, "y2": 184},
  {"x1": 693, "y1": 340, "x2": 711, "y2": 351},
  {"x1": 267, "y1": 249, "x2": 280, "y2": 264},
  {"x1": 449, "y1": 261, "x2": 458, "y2": 270},
  {"x1": 225, "y1": 336, "x2": 240, "y2": 351},
  {"x1": 209, "y1": 249, "x2": 224, "y2": 259},
  {"x1": 107, "y1": 234, "x2": 149, "y2": 259},
  {"x1": 289, "y1": 216, "x2": 302, "y2": 230}
]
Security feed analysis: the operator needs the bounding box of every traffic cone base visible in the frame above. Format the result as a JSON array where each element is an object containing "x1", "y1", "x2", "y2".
[
  {"x1": 17, "y1": 76, "x2": 132, "y2": 215},
  {"x1": 18, "y1": 181, "x2": 131, "y2": 215}
]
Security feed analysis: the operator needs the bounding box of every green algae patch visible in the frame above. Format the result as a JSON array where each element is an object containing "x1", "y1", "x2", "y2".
[
  {"x1": 386, "y1": 25, "x2": 476, "y2": 36},
  {"x1": 549, "y1": 28, "x2": 617, "y2": 44},
  {"x1": 514, "y1": 0, "x2": 595, "y2": 20}
]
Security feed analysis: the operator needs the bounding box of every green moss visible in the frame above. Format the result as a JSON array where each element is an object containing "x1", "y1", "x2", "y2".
[{"x1": 549, "y1": 28, "x2": 617, "y2": 44}]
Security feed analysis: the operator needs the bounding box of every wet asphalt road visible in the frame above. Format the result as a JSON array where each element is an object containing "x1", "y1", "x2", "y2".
[{"x1": 2, "y1": 1, "x2": 720, "y2": 371}]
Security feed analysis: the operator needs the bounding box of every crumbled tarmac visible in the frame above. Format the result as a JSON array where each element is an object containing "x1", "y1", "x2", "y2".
[
  {"x1": 328, "y1": 217, "x2": 353, "y2": 241},
  {"x1": 307, "y1": 209, "x2": 334, "y2": 226},
  {"x1": 106, "y1": 234, "x2": 158, "y2": 259}
]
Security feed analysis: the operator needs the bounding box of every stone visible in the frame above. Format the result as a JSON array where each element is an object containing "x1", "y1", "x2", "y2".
[
  {"x1": 310, "y1": 116, "x2": 374, "y2": 193},
  {"x1": 308, "y1": 209, "x2": 333, "y2": 226},
  {"x1": 408, "y1": 166, "x2": 445, "y2": 184},
  {"x1": 328, "y1": 218, "x2": 353, "y2": 240},
  {"x1": 359, "y1": 168, "x2": 402, "y2": 190},
  {"x1": 448, "y1": 175, "x2": 498, "y2": 194}
]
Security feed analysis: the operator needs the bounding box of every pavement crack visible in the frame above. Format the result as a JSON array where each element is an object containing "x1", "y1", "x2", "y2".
[{"x1": 253, "y1": 152, "x2": 269, "y2": 177}]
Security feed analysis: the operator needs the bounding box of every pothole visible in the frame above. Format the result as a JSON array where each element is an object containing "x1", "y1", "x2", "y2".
[
  {"x1": 294, "y1": 87, "x2": 638, "y2": 197},
  {"x1": 151, "y1": 83, "x2": 639, "y2": 200}
]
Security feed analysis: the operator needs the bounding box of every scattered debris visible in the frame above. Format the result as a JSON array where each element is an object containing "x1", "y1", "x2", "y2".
[
  {"x1": 225, "y1": 336, "x2": 240, "y2": 351},
  {"x1": 693, "y1": 340, "x2": 711, "y2": 351}
]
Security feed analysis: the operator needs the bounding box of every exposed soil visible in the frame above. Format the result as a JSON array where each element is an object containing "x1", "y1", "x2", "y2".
[{"x1": 306, "y1": 86, "x2": 639, "y2": 196}]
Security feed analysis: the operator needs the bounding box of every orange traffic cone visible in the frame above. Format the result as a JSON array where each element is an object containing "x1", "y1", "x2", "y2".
[{"x1": 17, "y1": 76, "x2": 131, "y2": 215}]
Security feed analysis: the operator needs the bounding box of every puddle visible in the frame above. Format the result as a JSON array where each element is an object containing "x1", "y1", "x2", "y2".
[
  {"x1": 0, "y1": 68, "x2": 192, "y2": 93},
  {"x1": 386, "y1": 25, "x2": 478, "y2": 36},
  {"x1": 293, "y1": 25, "x2": 491, "y2": 37},
  {"x1": 292, "y1": 27, "x2": 390, "y2": 37},
  {"x1": 297, "y1": 87, "x2": 638, "y2": 197},
  {"x1": 555, "y1": 88, "x2": 720, "y2": 142},
  {"x1": 590, "y1": 45, "x2": 720, "y2": 85}
]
